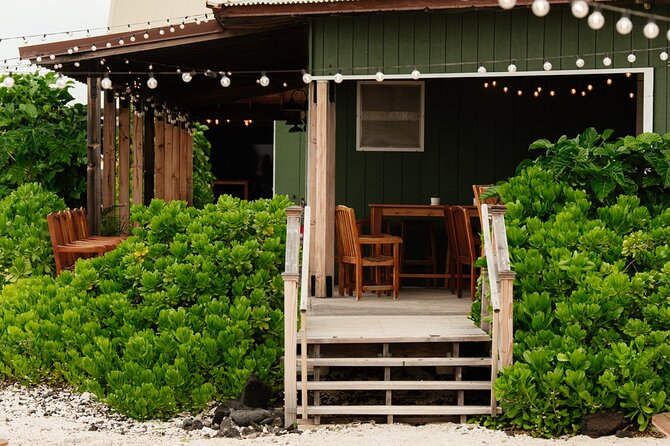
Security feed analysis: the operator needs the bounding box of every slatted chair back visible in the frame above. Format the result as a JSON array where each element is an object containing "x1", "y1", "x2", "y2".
[
  {"x1": 472, "y1": 184, "x2": 499, "y2": 229},
  {"x1": 47, "y1": 212, "x2": 67, "y2": 274},
  {"x1": 72, "y1": 207, "x2": 90, "y2": 239},
  {"x1": 451, "y1": 206, "x2": 478, "y2": 299},
  {"x1": 335, "y1": 205, "x2": 362, "y2": 263}
]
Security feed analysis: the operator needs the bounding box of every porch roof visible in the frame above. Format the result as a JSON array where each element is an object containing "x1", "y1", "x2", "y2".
[{"x1": 19, "y1": 18, "x2": 309, "y2": 120}]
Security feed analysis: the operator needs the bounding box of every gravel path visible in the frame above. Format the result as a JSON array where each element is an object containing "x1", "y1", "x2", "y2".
[{"x1": 0, "y1": 384, "x2": 668, "y2": 446}]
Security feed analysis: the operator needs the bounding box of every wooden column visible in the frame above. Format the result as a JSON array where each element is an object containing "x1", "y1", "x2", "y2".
[
  {"x1": 132, "y1": 109, "x2": 144, "y2": 205},
  {"x1": 171, "y1": 121, "x2": 181, "y2": 200},
  {"x1": 102, "y1": 90, "x2": 116, "y2": 211},
  {"x1": 86, "y1": 77, "x2": 102, "y2": 234},
  {"x1": 311, "y1": 81, "x2": 336, "y2": 297},
  {"x1": 307, "y1": 83, "x2": 317, "y2": 294},
  {"x1": 118, "y1": 98, "x2": 130, "y2": 229},
  {"x1": 143, "y1": 109, "x2": 155, "y2": 205},
  {"x1": 164, "y1": 121, "x2": 174, "y2": 201},
  {"x1": 185, "y1": 127, "x2": 193, "y2": 205},
  {"x1": 179, "y1": 124, "x2": 188, "y2": 201},
  {"x1": 154, "y1": 113, "x2": 166, "y2": 200}
]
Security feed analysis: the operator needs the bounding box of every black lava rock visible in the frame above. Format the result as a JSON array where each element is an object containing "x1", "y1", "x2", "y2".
[
  {"x1": 582, "y1": 412, "x2": 627, "y2": 438},
  {"x1": 218, "y1": 417, "x2": 240, "y2": 438},
  {"x1": 241, "y1": 374, "x2": 271, "y2": 409},
  {"x1": 212, "y1": 405, "x2": 231, "y2": 426},
  {"x1": 230, "y1": 409, "x2": 272, "y2": 427}
]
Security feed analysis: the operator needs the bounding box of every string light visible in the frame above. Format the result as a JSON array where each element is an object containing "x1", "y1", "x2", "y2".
[
  {"x1": 498, "y1": 0, "x2": 516, "y2": 10},
  {"x1": 375, "y1": 70, "x2": 384, "y2": 81},
  {"x1": 220, "y1": 73, "x2": 231, "y2": 87},
  {"x1": 588, "y1": 9, "x2": 605, "y2": 30},
  {"x1": 411, "y1": 67, "x2": 421, "y2": 80},
  {"x1": 543, "y1": 59, "x2": 552, "y2": 71},
  {"x1": 643, "y1": 20, "x2": 660, "y2": 39},
  {"x1": 602, "y1": 54, "x2": 612, "y2": 66},
  {"x1": 259, "y1": 72, "x2": 270, "y2": 87},
  {"x1": 661, "y1": 50, "x2": 669, "y2": 61},
  {"x1": 531, "y1": 0, "x2": 550, "y2": 17},
  {"x1": 181, "y1": 71, "x2": 192, "y2": 82},
  {"x1": 571, "y1": 0, "x2": 588, "y2": 19},
  {"x1": 477, "y1": 65, "x2": 486, "y2": 74},
  {"x1": 627, "y1": 51, "x2": 637, "y2": 63},
  {"x1": 147, "y1": 73, "x2": 158, "y2": 89},
  {"x1": 101, "y1": 74, "x2": 112, "y2": 89},
  {"x1": 333, "y1": 70, "x2": 344, "y2": 83},
  {"x1": 301, "y1": 69, "x2": 312, "y2": 84},
  {"x1": 575, "y1": 56, "x2": 585, "y2": 68},
  {"x1": 2, "y1": 74, "x2": 14, "y2": 88},
  {"x1": 616, "y1": 15, "x2": 633, "y2": 35},
  {"x1": 507, "y1": 61, "x2": 517, "y2": 73}
]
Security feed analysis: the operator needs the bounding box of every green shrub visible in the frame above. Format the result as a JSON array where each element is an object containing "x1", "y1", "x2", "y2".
[
  {"x1": 0, "y1": 72, "x2": 87, "y2": 206},
  {"x1": 191, "y1": 123, "x2": 215, "y2": 208},
  {"x1": 0, "y1": 183, "x2": 65, "y2": 285},
  {"x1": 0, "y1": 195, "x2": 291, "y2": 420},
  {"x1": 483, "y1": 162, "x2": 670, "y2": 436}
]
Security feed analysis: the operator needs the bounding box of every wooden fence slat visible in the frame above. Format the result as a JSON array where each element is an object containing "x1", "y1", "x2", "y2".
[
  {"x1": 154, "y1": 114, "x2": 165, "y2": 200},
  {"x1": 185, "y1": 128, "x2": 193, "y2": 205},
  {"x1": 179, "y1": 124, "x2": 188, "y2": 201},
  {"x1": 118, "y1": 99, "x2": 131, "y2": 230},
  {"x1": 132, "y1": 109, "x2": 144, "y2": 205},
  {"x1": 102, "y1": 90, "x2": 116, "y2": 210},
  {"x1": 143, "y1": 109, "x2": 155, "y2": 205},
  {"x1": 172, "y1": 121, "x2": 181, "y2": 200},
  {"x1": 164, "y1": 121, "x2": 174, "y2": 201}
]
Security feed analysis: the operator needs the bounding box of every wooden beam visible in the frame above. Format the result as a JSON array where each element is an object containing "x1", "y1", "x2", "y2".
[
  {"x1": 179, "y1": 125, "x2": 189, "y2": 202},
  {"x1": 307, "y1": 83, "x2": 317, "y2": 293},
  {"x1": 312, "y1": 80, "x2": 336, "y2": 297},
  {"x1": 118, "y1": 99, "x2": 130, "y2": 230},
  {"x1": 171, "y1": 121, "x2": 181, "y2": 201},
  {"x1": 143, "y1": 109, "x2": 155, "y2": 205},
  {"x1": 185, "y1": 127, "x2": 193, "y2": 206},
  {"x1": 132, "y1": 109, "x2": 144, "y2": 206},
  {"x1": 86, "y1": 77, "x2": 102, "y2": 235},
  {"x1": 102, "y1": 90, "x2": 116, "y2": 211},
  {"x1": 154, "y1": 114, "x2": 165, "y2": 200},
  {"x1": 164, "y1": 121, "x2": 174, "y2": 202}
]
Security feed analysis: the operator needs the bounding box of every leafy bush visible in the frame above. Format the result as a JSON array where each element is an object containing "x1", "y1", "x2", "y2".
[
  {"x1": 483, "y1": 162, "x2": 670, "y2": 436},
  {"x1": 0, "y1": 183, "x2": 65, "y2": 285},
  {"x1": 518, "y1": 128, "x2": 670, "y2": 209},
  {"x1": 0, "y1": 195, "x2": 290, "y2": 419},
  {"x1": 191, "y1": 123, "x2": 215, "y2": 208},
  {"x1": 0, "y1": 72, "x2": 87, "y2": 206}
]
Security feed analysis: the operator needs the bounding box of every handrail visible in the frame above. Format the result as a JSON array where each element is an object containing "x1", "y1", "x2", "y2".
[{"x1": 298, "y1": 205, "x2": 311, "y2": 421}]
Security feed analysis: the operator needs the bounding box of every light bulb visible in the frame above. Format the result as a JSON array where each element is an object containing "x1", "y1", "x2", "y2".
[
  {"x1": 477, "y1": 65, "x2": 486, "y2": 74},
  {"x1": 220, "y1": 75, "x2": 231, "y2": 87},
  {"x1": 576, "y1": 56, "x2": 585, "y2": 68},
  {"x1": 507, "y1": 62, "x2": 517, "y2": 73},
  {"x1": 56, "y1": 75, "x2": 67, "y2": 89},
  {"x1": 498, "y1": 0, "x2": 516, "y2": 10},
  {"x1": 543, "y1": 60, "x2": 552, "y2": 71},
  {"x1": 74, "y1": 62, "x2": 80, "y2": 67},
  {"x1": 49, "y1": 54, "x2": 55, "y2": 60},
  {"x1": 159, "y1": 28, "x2": 165, "y2": 35},
  {"x1": 181, "y1": 71, "x2": 192, "y2": 82},
  {"x1": 119, "y1": 39, "x2": 124, "y2": 45},
  {"x1": 180, "y1": 23, "x2": 185, "y2": 29},
  {"x1": 660, "y1": 50, "x2": 669, "y2": 61},
  {"x1": 375, "y1": 70, "x2": 384, "y2": 82},
  {"x1": 259, "y1": 73, "x2": 270, "y2": 87},
  {"x1": 571, "y1": 0, "x2": 589, "y2": 19},
  {"x1": 411, "y1": 68, "x2": 421, "y2": 80},
  {"x1": 587, "y1": 10, "x2": 605, "y2": 30},
  {"x1": 602, "y1": 55, "x2": 612, "y2": 67},
  {"x1": 130, "y1": 35, "x2": 136, "y2": 42},
  {"x1": 169, "y1": 26, "x2": 175, "y2": 33},
  {"x1": 73, "y1": 46, "x2": 79, "y2": 52},
  {"x1": 36, "y1": 56, "x2": 42, "y2": 63},
  {"x1": 627, "y1": 52, "x2": 636, "y2": 63},
  {"x1": 643, "y1": 21, "x2": 660, "y2": 39},
  {"x1": 667, "y1": 29, "x2": 670, "y2": 41},
  {"x1": 334, "y1": 71, "x2": 344, "y2": 83},
  {"x1": 67, "y1": 48, "x2": 73, "y2": 55},
  {"x1": 143, "y1": 32, "x2": 149, "y2": 39},
  {"x1": 91, "y1": 44, "x2": 97, "y2": 51},
  {"x1": 147, "y1": 74, "x2": 158, "y2": 89},
  {"x1": 106, "y1": 42, "x2": 112, "y2": 48},
  {"x1": 302, "y1": 71, "x2": 312, "y2": 83},
  {"x1": 2, "y1": 75, "x2": 14, "y2": 89},
  {"x1": 615, "y1": 15, "x2": 633, "y2": 35},
  {"x1": 101, "y1": 75, "x2": 112, "y2": 90},
  {"x1": 531, "y1": 0, "x2": 550, "y2": 17}
]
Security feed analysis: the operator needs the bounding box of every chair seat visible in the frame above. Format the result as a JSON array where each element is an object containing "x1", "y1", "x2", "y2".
[{"x1": 362, "y1": 254, "x2": 394, "y2": 265}]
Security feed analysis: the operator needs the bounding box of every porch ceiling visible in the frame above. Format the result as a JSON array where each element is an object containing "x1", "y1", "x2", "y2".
[{"x1": 20, "y1": 19, "x2": 309, "y2": 120}]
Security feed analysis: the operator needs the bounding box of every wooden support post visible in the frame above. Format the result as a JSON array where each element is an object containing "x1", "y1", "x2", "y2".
[
  {"x1": 283, "y1": 205, "x2": 303, "y2": 428},
  {"x1": 154, "y1": 114, "x2": 165, "y2": 200},
  {"x1": 185, "y1": 127, "x2": 193, "y2": 205},
  {"x1": 86, "y1": 77, "x2": 102, "y2": 235},
  {"x1": 132, "y1": 109, "x2": 144, "y2": 206},
  {"x1": 498, "y1": 271, "x2": 515, "y2": 368},
  {"x1": 171, "y1": 122, "x2": 181, "y2": 201},
  {"x1": 164, "y1": 121, "x2": 174, "y2": 201},
  {"x1": 102, "y1": 89, "x2": 116, "y2": 211},
  {"x1": 143, "y1": 109, "x2": 155, "y2": 205},
  {"x1": 179, "y1": 124, "x2": 189, "y2": 201},
  {"x1": 307, "y1": 83, "x2": 317, "y2": 295},
  {"x1": 311, "y1": 81, "x2": 336, "y2": 298},
  {"x1": 118, "y1": 98, "x2": 130, "y2": 230}
]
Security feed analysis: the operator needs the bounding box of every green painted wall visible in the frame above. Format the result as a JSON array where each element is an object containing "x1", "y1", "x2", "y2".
[{"x1": 274, "y1": 121, "x2": 306, "y2": 204}]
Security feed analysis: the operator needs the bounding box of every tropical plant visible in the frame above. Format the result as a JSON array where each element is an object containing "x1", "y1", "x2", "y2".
[
  {"x1": 0, "y1": 72, "x2": 87, "y2": 206},
  {"x1": 191, "y1": 123, "x2": 215, "y2": 208}
]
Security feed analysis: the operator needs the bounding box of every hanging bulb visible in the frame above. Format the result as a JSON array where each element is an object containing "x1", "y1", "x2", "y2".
[
  {"x1": 91, "y1": 44, "x2": 97, "y2": 51},
  {"x1": 627, "y1": 51, "x2": 636, "y2": 63},
  {"x1": 531, "y1": 0, "x2": 550, "y2": 17},
  {"x1": 180, "y1": 22, "x2": 185, "y2": 29},
  {"x1": 119, "y1": 38, "x2": 124, "y2": 45},
  {"x1": 643, "y1": 20, "x2": 660, "y2": 39},
  {"x1": 101, "y1": 74, "x2": 112, "y2": 90},
  {"x1": 334, "y1": 71, "x2": 344, "y2": 83},
  {"x1": 147, "y1": 74, "x2": 158, "y2": 89},
  {"x1": 411, "y1": 67, "x2": 421, "y2": 80},
  {"x1": 220, "y1": 74, "x2": 231, "y2": 87},
  {"x1": 615, "y1": 15, "x2": 633, "y2": 35},
  {"x1": 660, "y1": 50, "x2": 669, "y2": 61},
  {"x1": 507, "y1": 61, "x2": 517, "y2": 73},
  {"x1": 169, "y1": 26, "x2": 175, "y2": 33},
  {"x1": 571, "y1": 0, "x2": 589, "y2": 19},
  {"x1": 49, "y1": 54, "x2": 55, "y2": 60},
  {"x1": 36, "y1": 56, "x2": 43, "y2": 63},
  {"x1": 159, "y1": 28, "x2": 165, "y2": 35},
  {"x1": 575, "y1": 56, "x2": 585, "y2": 68},
  {"x1": 73, "y1": 45, "x2": 79, "y2": 52},
  {"x1": 477, "y1": 65, "x2": 486, "y2": 74},
  {"x1": 2, "y1": 75, "x2": 14, "y2": 89},
  {"x1": 301, "y1": 70, "x2": 312, "y2": 84},
  {"x1": 375, "y1": 70, "x2": 384, "y2": 82},
  {"x1": 105, "y1": 42, "x2": 112, "y2": 48},
  {"x1": 587, "y1": 10, "x2": 605, "y2": 30},
  {"x1": 543, "y1": 59, "x2": 552, "y2": 71},
  {"x1": 602, "y1": 55, "x2": 612, "y2": 66},
  {"x1": 130, "y1": 35, "x2": 136, "y2": 42},
  {"x1": 74, "y1": 62, "x2": 80, "y2": 67},
  {"x1": 55, "y1": 74, "x2": 67, "y2": 89},
  {"x1": 67, "y1": 48, "x2": 73, "y2": 55},
  {"x1": 259, "y1": 72, "x2": 270, "y2": 87},
  {"x1": 143, "y1": 31, "x2": 149, "y2": 39},
  {"x1": 181, "y1": 71, "x2": 193, "y2": 82},
  {"x1": 498, "y1": 0, "x2": 516, "y2": 10}
]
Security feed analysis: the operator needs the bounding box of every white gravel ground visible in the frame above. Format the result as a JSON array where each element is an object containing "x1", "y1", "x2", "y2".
[{"x1": 0, "y1": 384, "x2": 668, "y2": 446}]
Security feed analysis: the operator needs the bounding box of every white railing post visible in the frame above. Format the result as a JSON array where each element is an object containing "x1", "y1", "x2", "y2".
[{"x1": 283, "y1": 206, "x2": 303, "y2": 428}]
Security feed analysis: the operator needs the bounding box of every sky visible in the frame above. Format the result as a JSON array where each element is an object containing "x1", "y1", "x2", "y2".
[{"x1": 0, "y1": 0, "x2": 112, "y2": 102}]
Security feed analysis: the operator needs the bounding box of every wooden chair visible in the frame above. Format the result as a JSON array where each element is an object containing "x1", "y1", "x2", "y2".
[
  {"x1": 335, "y1": 205, "x2": 402, "y2": 300},
  {"x1": 450, "y1": 206, "x2": 478, "y2": 300},
  {"x1": 472, "y1": 184, "x2": 500, "y2": 230}
]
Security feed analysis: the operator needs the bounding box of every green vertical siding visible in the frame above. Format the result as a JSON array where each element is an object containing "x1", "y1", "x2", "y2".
[{"x1": 274, "y1": 122, "x2": 306, "y2": 204}]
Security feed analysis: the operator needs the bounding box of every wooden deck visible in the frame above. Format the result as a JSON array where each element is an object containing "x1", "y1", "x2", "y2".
[{"x1": 304, "y1": 288, "x2": 488, "y2": 344}]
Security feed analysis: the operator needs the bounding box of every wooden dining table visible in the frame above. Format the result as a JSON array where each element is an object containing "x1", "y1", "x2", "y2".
[{"x1": 368, "y1": 203, "x2": 478, "y2": 281}]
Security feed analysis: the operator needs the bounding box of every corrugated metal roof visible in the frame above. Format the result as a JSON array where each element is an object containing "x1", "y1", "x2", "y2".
[{"x1": 207, "y1": 0, "x2": 356, "y2": 6}]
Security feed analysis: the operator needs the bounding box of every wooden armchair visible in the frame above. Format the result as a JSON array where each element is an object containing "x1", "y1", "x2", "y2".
[
  {"x1": 472, "y1": 184, "x2": 500, "y2": 230},
  {"x1": 450, "y1": 206, "x2": 479, "y2": 300},
  {"x1": 335, "y1": 205, "x2": 402, "y2": 300}
]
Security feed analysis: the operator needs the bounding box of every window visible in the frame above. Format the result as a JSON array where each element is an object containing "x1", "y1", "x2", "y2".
[{"x1": 357, "y1": 81, "x2": 424, "y2": 152}]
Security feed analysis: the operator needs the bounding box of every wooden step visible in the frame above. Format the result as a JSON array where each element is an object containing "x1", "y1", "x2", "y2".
[
  {"x1": 305, "y1": 405, "x2": 501, "y2": 416},
  {"x1": 301, "y1": 356, "x2": 492, "y2": 368},
  {"x1": 297, "y1": 380, "x2": 491, "y2": 391}
]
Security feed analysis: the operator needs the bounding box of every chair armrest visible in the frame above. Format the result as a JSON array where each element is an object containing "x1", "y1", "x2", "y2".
[{"x1": 359, "y1": 235, "x2": 402, "y2": 245}]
